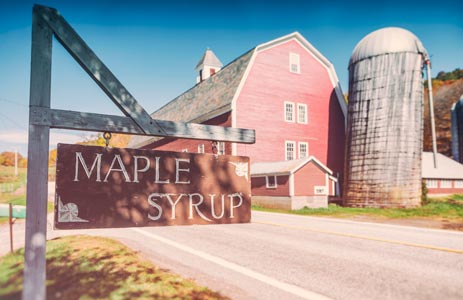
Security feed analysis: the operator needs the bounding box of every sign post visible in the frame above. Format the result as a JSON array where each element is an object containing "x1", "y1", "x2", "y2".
[{"x1": 24, "y1": 5, "x2": 255, "y2": 300}]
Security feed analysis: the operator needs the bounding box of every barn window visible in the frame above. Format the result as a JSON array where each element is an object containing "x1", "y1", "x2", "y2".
[
  {"x1": 455, "y1": 180, "x2": 463, "y2": 188},
  {"x1": 198, "y1": 144, "x2": 205, "y2": 153},
  {"x1": 298, "y1": 103, "x2": 308, "y2": 124},
  {"x1": 299, "y1": 142, "x2": 309, "y2": 158},
  {"x1": 210, "y1": 68, "x2": 216, "y2": 76},
  {"x1": 217, "y1": 142, "x2": 225, "y2": 155},
  {"x1": 181, "y1": 148, "x2": 188, "y2": 153},
  {"x1": 266, "y1": 176, "x2": 277, "y2": 188},
  {"x1": 425, "y1": 179, "x2": 437, "y2": 188},
  {"x1": 285, "y1": 141, "x2": 295, "y2": 160},
  {"x1": 440, "y1": 180, "x2": 452, "y2": 188},
  {"x1": 289, "y1": 52, "x2": 300, "y2": 73},
  {"x1": 314, "y1": 186, "x2": 327, "y2": 195},
  {"x1": 284, "y1": 102, "x2": 295, "y2": 122}
]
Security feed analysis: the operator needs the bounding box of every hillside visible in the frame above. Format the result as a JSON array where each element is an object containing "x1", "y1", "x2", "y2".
[{"x1": 423, "y1": 78, "x2": 463, "y2": 157}]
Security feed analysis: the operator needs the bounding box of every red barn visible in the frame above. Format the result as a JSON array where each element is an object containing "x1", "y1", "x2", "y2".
[
  {"x1": 422, "y1": 152, "x2": 463, "y2": 196},
  {"x1": 130, "y1": 32, "x2": 347, "y2": 208},
  {"x1": 251, "y1": 157, "x2": 338, "y2": 209}
]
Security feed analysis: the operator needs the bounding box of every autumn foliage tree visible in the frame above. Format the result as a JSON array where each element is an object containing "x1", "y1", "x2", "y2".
[{"x1": 0, "y1": 151, "x2": 27, "y2": 167}]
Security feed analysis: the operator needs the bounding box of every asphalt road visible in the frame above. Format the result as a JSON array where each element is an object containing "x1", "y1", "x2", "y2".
[{"x1": 2, "y1": 211, "x2": 463, "y2": 300}]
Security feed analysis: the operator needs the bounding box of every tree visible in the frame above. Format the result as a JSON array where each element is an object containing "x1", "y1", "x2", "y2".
[{"x1": 0, "y1": 151, "x2": 26, "y2": 167}]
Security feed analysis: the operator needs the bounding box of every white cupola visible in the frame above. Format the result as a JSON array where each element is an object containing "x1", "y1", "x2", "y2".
[{"x1": 195, "y1": 48, "x2": 223, "y2": 83}]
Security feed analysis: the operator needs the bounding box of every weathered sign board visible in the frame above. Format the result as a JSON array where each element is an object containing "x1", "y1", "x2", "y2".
[{"x1": 54, "y1": 144, "x2": 251, "y2": 229}]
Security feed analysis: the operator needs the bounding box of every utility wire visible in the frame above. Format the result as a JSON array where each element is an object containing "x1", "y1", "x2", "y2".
[
  {"x1": 0, "y1": 111, "x2": 27, "y2": 131},
  {"x1": 0, "y1": 97, "x2": 28, "y2": 107}
]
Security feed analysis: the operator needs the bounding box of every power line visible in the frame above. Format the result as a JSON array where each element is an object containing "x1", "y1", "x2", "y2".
[
  {"x1": 0, "y1": 97, "x2": 28, "y2": 107},
  {"x1": 0, "y1": 111, "x2": 27, "y2": 131}
]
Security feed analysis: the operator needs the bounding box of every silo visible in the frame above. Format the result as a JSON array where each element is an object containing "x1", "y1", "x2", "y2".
[
  {"x1": 451, "y1": 96, "x2": 463, "y2": 163},
  {"x1": 344, "y1": 27, "x2": 428, "y2": 208}
]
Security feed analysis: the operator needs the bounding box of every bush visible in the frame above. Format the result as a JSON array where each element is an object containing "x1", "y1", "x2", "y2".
[{"x1": 421, "y1": 180, "x2": 429, "y2": 205}]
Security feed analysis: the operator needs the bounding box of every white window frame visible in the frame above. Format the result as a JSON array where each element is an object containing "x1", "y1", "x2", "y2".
[
  {"x1": 426, "y1": 179, "x2": 438, "y2": 188},
  {"x1": 299, "y1": 142, "x2": 309, "y2": 159},
  {"x1": 454, "y1": 180, "x2": 463, "y2": 188},
  {"x1": 197, "y1": 144, "x2": 205, "y2": 153},
  {"x1": 297, "y1": 103, "x2": 308, "y2": 124},
  {"x1": 218, "y1": 142, "x2": 225, "y2": 155},
  {"x1": 285, "y1": 141, "x2": 296, "y2": 161},
  {"x1": 266, "y1": 175, "x2": 277, "y2": 189},
  {"x1": 284, "y1": 101, "x2": 295, "y2": 122},
  {"x1": 181, "y1": 148, "x2": 188, "y2": 153},
  {"x1": 289, "y1": 52, "x2": 300, "y2": 74},
  {"x1": 440, "y1": 179, "x2": 452, "y2": 188}
]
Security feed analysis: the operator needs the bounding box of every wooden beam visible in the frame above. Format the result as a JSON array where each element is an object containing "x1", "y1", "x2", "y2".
[
  {"x1": 30, "y1": 107, "x2": 256, "y2": 144},
  {"x1": 33, "y1": 4, "x2": 156, "y2": 134},
  {"x1": 23, "y1": 7, "x2": 52, "y2": 300}
]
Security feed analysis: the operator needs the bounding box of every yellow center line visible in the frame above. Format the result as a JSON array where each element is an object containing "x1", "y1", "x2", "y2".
[{"x1": 254, "y1": 221, "x2": 463, "y2": 254}]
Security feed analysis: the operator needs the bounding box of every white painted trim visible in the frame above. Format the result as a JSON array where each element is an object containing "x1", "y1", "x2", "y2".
[
  {"x1": 331, "y1": 180, "x2": 335, "y2": 196},
  {"x1": 284, "y1": 101, "x2": 296, "y2": 123},
  {"x1": 289, "y1": 173, "x2": 295, "y2": 196},
  {"x1": 231, "y1": 50, "x2": 257, "y2": 156},
  {"x1": 266, "y1": 175, "x2": 278, "y2": 189},
  {"x1": 285, "y1": 140, "x2": 296, "y2": 161},
  {"x1": 251, "y1": 172, "x2": 291, "y2": 177},
  {"x1": 328, "y1": 175, "x2": 338, "y2": 183},
  {"x1": 298, "y1": 141, "x2": 309, "y2": 159},
  {"x1": 255, "y1": 32, "x2": 347, "y2": 125},
  {"x1": 325, "y1": 173, "x2": 329, "y2": 195},
  {"x1": 297, "y1": 103, "x2": 308, "y2": 124},
  {"x1": 291, "y1": 156, "x2": 333, "y2": 175}
]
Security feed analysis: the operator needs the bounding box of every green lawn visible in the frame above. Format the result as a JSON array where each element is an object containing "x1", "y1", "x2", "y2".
[
  {"x1": 0, "y1": 166, "x2": 26, "y2": 192},
  {"x1": 252, "y1": 194, "x2": 463, "y2": 221},
  {"x1": 0, "y1": 235, "x2": 229, "y2": 300},
  {"x1": 0, "y1": 166, "x2": 53, "y2": 224}
]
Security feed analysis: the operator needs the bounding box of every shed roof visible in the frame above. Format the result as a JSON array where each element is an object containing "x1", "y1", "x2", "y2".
[
  {"x1": 251, "y1": 156, "x2": 333, "y2": 176},
  {"x1": 422, "y1": 152, "x2": 463, "y2": 179}
]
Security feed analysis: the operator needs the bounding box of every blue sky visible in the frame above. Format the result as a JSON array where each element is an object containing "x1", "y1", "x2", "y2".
[{"x1": 0, "y1": 0, "x2": 461, "y2": 155}]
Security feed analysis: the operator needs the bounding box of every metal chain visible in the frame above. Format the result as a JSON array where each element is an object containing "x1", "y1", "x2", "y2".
[{"x1": 103, "y1": 132, "x2": 112, "y2": 148}]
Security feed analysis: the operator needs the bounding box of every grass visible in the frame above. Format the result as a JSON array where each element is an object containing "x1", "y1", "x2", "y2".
[
  {"x1": 252, "y1": 194, "x2": 463, "y2": 221},
  {"x1": 0, "y1": 166, "x2": 53, "y2": 224},
  {"x1": 0, "y1": 235, "x2": 229, "y2": 300}
]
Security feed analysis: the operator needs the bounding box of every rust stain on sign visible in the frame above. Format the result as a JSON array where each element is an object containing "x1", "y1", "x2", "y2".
[{"x1": 54, "y1": 144, "x2": 251, "y2": 229}]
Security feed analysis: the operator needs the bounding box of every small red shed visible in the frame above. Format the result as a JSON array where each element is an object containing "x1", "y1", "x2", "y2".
[
  {"x1": 251, "y1": 156, "x2": 337, "y2": 210},
  {"x1": 422, "y1": 152, "x2": 463, "y2": 196}
]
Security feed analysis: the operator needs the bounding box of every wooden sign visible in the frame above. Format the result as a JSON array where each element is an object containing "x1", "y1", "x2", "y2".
[{"x1": 54, "y1": 144, "x2": 251, "y2": 229}]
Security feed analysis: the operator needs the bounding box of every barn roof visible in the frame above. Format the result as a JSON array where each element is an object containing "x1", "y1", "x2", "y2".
[
  {"x1": 251, "y1": 156, "x2": 333, "y2": 176},
  {"x1": 422, "y1": 152, "x2": 463, "y2": 179},
  {"x1": 129, "y1": 32, "x2": 347, "y2": 148},
  {"x1": 129, "y1": 49, "x2": 254, "y2": 148}
]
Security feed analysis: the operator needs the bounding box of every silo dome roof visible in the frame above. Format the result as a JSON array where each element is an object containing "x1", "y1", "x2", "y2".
[{"x1": 349, "y1": 27, "x2": 428, "y2": 65}]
